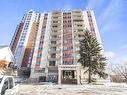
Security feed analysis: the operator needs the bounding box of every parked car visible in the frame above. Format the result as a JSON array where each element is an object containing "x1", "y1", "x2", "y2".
[{"x1": 0, "y1": 75, "x2": 15, "y2": 95}]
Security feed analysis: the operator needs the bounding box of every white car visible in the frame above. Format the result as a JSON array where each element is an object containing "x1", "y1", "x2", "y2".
[{"x1": 0, "y1": 75, "x2": 15, "y2": 95}]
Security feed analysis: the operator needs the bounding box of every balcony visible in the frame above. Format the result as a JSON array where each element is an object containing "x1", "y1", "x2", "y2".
[
  {"x1": 73, "y1": 21, "x2": 84, "y2": 25},
  {"x1": 72, "y1": 10, "x2": 82, "y2": 16},
  {"x1": 52, "y1": 10, "x2": 62, "y2": 15},
  {"x1": 51, "y1": 22, "x2": 61, "y2": 26},
  {"x1": 73, "y1": 17, "x2": 83, "y2": 21},
  {"x1": 74, "y1": 31, "x2": 84, "y2": 35},
  {"x1": 50, "y1": 38, "x2": 61, "y2": 41},
  {"x1": 52, "y1": 16, "x2": 61, "y2": 21},
  {"x1": 74, "y1": 37, "x2": 84, "y2": 41},
  {"x1": 49, "y1": 48, "x2": 61, "y2": 53},
  {"x1": 51, "y1": 27, "x2": 61, "y2": 31},
  {"x1": 48, "y1": 66, "x2": 58, "y2": 72},
  {"x1": 48, "y1": 56, "x2": 61, "y2": 61},
  {"x1": 48, "y1": 49, "x2": 61, "y2": 54},
  {"x1": 49, "y1": 43, "x2": 61, "y2": 47},
  {"x1": 73, "y1": 25, "x2": 84, "y2": 29},
  {"x1": 50, "y1": 36, "x2": 61, "y2": 41},
  {"x1": 50, "y1": 31, "x2": 61, "y2": 35},
  {"x1": 52, "y1": 14, "x2": 61, "y2": 17}
]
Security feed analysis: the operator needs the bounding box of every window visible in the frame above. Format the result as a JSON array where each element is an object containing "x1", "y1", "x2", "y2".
[
  {"x1": 37, "y1": 53, "x2": 42, "y2": 57},
  {"x1": 52, "y1": 35, "x2": 57, "y2": 38},
  {"x1": 49, "y1": 61, "x2": 56, "y2": 66},
  {"x1": 73, "y1": 20, "x2": 83, "y2": 22},
  {"x1": 63, "y1": 34, "x2": 72, "y2": 38},
  {"x1": 63, "y1": 46, "x2": 73, "y2": 50},
  {"x1": 63, "y1": 53, "x2": 72, "y2": 57},
  {"x1": 53, "y1": 17, "x2": 58, "y2": 19},
  {"x1": 29, "y1": 11, "x2": 33, "y2": 13},
  {"x1": 36, "y1": 59, "x2": 41, "y2": 65},
  {"x1": 64, "y1": 30, "x2": 70, "y2": 33},
  {"x1": 53, "y1": 21, "x2": 58, "y2": 23},
  {"x1": 88, "y1": 15, "x2": 92, "y2": 18},
  {"x1": 24, "y1": 27, "x2": 28, "y2": 31},
  {"x1": 50, "y1": 47, "x2": 56, "y2": 51},
  {"x1": 41, "y1": 30, "x2": 44, "y2": 33},
  {"x1": 68, "y1": 16, "x2": 71, "y2": 18},
  {"x1": 68, "y1": 25, "x2": 72, "y2": 27},
  {"x1": 51, "y1": 53, "x2": 56, "y2": 58},
  {"x1": 52, "y1": 30, "x2": 57, "y2": 33},
  {"x1": 40, "y1": 41, "x2": 43, "y2": 44},
  {"x1": 30, "y1": 50, "x2": 33, "y2": 53},
  {"x1": 63, "y1": 40, "x2": 72, "y2": 44},
  {"x1": 68, "y1": 12, "x2": 71, "y2": 14},
  {"x1": 91, "y1": 28, "x2": 95, "y2": 32},
  {"x1": 43, "y1": 26, "x2": 46, "y2": 28},
  {"x1": 42, "y1": 68, "x2": 45, "y2": 73},
  {"x1": 63, "y1": 20, "x2": 67, "y2": 23},
  {"x1": 34, "y1": 68, "x2": 45, "y2": 73},
  {"x1": 51, "y1": 41, "x2": 56, "y2": 44},
  {"x1": 77, "y1": 25, "x2": 82, "y2": 27},
  {"x1": 78, "y1": 29, "x2": 83, "y2": 32},
  {"x1": 63, "y1": 60, "x2": 73, "y2": 65},
  {"x1": 41, "y1": 36, "x2": 44, "y2": 39},
  {"x1": 68, "y1": 20, "x2": 71, "y2": 23},
  {"x1": 39, "y1": 47, "x2": 43, "y2": 50},
  {"x1": 52, "y1": 25, "x2": 58, "y2": 28},
  {"x1": 63, "y1": 24, "x2": 72, "y2": 28},
  {"x1": 44, "y1": 17, "x2": 47, "y2": 20},
  {"x1": 63, "y1": 16, "x2": 66, "y2": 18}
]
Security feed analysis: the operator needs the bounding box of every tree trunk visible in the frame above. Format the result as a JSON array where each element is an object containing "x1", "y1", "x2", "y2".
[{"x1": 88, "y1": 66, "x2": 91, "y2": 83}]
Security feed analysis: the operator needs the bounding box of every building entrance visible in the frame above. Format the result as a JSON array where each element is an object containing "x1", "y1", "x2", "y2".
[
  {"x1": 58, "y1": 65, "x2": 80, "y2": 84},
  {"x1": 61, "y1": 70, "x2": 77, "y2": 84},
  {"x1": 39, "y1": 76, "x2": 46, "y2": 82}
]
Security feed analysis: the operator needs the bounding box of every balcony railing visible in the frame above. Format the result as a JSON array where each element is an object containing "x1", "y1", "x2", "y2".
[
  {"x1": 52, "y1": 16, "x2": 61, "y2": 20},
  {"x1": 72, "y1": 17, "x2": 83, "y2": 21},
  {"x1": 48, "y1": 56, "x2": 61, "y2": 61},
  {"x1": 73, "y1": 26, "x2": 84, "y2": 30},
  {"x1": 48, "y1": 49, "x2": 61, "y2": 53},
  {"x1": 74, "y1": 31, "x2": 84, "y2": 35},
  {"x1": 50, "y1": 31, "x2": 61, "y2": 35},
  {"x1": 51, "y1": 26, "x2": 61, "y2": 30},
  {"x1": 49, "y1": 43, "x2": 61, "y2": 47},
  {"x1": 51, "y1": 22, "x2": 61, "y2": 26},
  {"x1": 72, "y1": 11, "x2": 82, "y2": 16},
  {"x1": 52, "y1": 10, "x2": 61, "y2": 14}
]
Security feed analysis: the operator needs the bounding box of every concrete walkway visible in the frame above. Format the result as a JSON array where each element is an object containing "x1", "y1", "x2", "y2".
[{"x1": 5, "y1": 83, "x2": 127, "y2": 95}]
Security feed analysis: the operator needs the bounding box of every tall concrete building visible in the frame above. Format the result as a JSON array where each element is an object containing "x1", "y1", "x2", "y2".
[{"x1": 10, "y1": 9, "x2": 102, "y2": 84}]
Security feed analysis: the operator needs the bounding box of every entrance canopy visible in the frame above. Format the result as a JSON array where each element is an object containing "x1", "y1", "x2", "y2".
[{"x1": 58, "y1": 65, "x2": 80, "y2": 84}]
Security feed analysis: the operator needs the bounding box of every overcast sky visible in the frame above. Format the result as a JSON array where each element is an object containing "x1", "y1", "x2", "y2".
[{"x1": 0, "y1": 0, "x2": 127, "y2": 64}]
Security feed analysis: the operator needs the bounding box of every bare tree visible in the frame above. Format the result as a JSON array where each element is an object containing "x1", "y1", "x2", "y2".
[{"x1": 111, "y1": 63, "x2": 127, "y2": 83}]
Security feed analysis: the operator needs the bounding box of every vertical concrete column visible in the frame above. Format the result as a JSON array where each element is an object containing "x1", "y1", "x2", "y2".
[
  {"x1": 74, "y1": 70, "x2": 76, "y2": 79},
  {"x1": 58, "y1": 69, "x2": 61, "y2": 84},
  {"x1": 77, "y1": 68, "x2": 80, "y2": 84}
]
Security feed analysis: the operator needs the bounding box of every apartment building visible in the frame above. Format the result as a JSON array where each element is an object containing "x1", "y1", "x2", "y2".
[{"x1": 10, "y1": 9, "x2": 102, "y2": 84}]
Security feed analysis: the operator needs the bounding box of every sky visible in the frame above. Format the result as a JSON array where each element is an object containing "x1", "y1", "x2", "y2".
[{"x1": 0, "y1": 0, "x2": 127, "y2": 65}]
